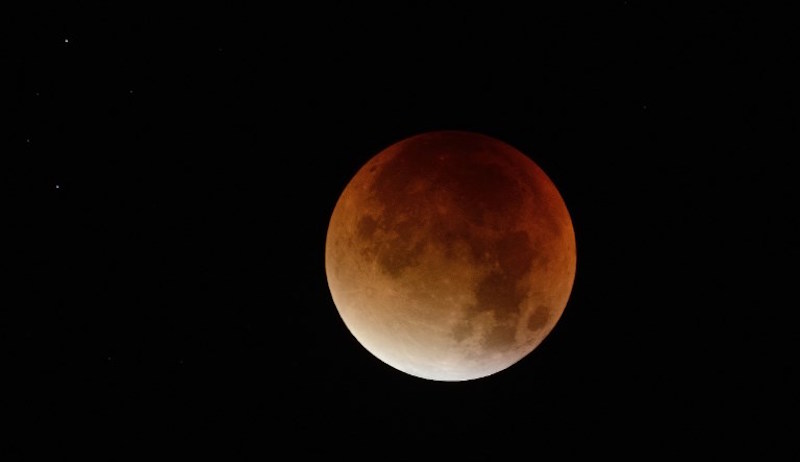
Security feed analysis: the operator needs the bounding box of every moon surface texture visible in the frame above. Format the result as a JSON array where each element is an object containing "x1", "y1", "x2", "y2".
[{"x1": 325, "y1": 131, "x2": 576, "y2": 381}]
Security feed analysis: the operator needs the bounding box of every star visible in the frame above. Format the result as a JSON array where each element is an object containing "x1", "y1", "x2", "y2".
[{"x1": 55, "y1": 184, "x2": 60, "y2": 189}]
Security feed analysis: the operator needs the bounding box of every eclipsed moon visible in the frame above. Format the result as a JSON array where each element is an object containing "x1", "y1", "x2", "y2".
[{"x1": 325, "y1": 131, "x2": 576, "y2": 381}]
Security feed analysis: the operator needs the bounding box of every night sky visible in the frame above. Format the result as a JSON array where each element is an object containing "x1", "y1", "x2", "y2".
[{"x1": 6, "y1": 3, "x2": 793, "y2": 459}]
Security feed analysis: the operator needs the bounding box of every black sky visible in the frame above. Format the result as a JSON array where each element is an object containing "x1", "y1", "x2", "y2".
[{"x1": 6, "y1": 3, "x2": 794, "y2": 459}]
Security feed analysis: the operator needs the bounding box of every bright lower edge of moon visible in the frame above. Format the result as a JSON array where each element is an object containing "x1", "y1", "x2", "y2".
[{"x1": 325, "y1": 131, "x2": 576, "y2": 381}]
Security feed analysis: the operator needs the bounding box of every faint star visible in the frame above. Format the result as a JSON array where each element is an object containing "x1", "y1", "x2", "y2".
[
  {"x1": 26, "y1": 138, "x2": 30, "y2": 143},
  {"x1": 64, "y1": 38, "x2": 69, "y2": 43},
  {"x1": 55, "y1": 184, "x2": 60, "y2": 189}
]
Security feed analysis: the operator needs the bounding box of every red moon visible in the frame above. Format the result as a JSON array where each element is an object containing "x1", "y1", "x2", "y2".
[{"x1": 325, "y1": 131, "x2": 576, "y2": 381}]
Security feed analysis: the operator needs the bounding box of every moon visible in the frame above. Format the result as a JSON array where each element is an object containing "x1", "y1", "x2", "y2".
[{"x1": 325, "y1": 131, "x2": 576, "y2": 381}]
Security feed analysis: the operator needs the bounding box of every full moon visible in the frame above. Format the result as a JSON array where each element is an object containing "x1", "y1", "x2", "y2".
[{"x1": 325, "y1": 131, "x2": 576, "y2": 381}]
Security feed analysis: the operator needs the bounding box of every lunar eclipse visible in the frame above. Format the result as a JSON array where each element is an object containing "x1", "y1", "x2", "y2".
[{"x1": 325, "y1": 131, "x2": 576, "y2": 381}]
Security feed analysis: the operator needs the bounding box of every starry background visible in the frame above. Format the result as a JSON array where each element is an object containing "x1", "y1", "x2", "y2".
[{"x1": 5, "y1": 2, "x2": 794, "y2": 459}]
